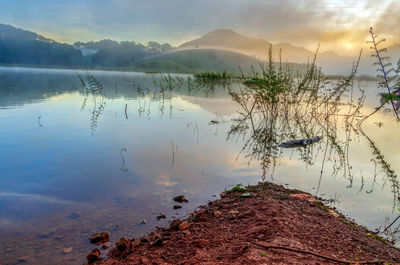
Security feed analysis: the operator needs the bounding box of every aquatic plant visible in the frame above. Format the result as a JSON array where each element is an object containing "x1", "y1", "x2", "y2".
[
  {"x1": 226, "y1": 45, "x2": 361, "y2": 182},
  {"x1": 194, "y1": 71, "x2": 235, "y2": 82},
  {"x1": 368, "y1": 27, "x2": 400, "y2": 121},
  {"x1": 78, "y1": 71, "x2": 106, "y2": 135}
]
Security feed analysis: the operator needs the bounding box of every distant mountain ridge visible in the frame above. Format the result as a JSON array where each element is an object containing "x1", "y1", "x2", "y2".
[
  {"x1": 0, "y1": 23, "x2": 398, "y2": 75},
  {"x1": 179, "y1": 29, "x2": 336, "y2": 63},
  {"x1": 0, "y1": 23, "x2": 53, "y2": 42},
  {"x1": 180, "y1": 28, "x2": 400, "y2": 75}
]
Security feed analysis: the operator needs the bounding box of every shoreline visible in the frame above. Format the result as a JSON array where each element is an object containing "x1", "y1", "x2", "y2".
[
  {"x1": 0, "y1": 64, "x2": 379, "y2": 80},
  {"x1": 87, "y1": 182, "x2": 400, "y2": 264}
]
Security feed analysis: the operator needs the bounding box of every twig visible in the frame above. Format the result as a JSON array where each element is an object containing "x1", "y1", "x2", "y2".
[
  {"x1": 369, "y1": 27, "x2": 400, "y2": 122},
  {"x1": 248, "y1": 240, "x2": 395, "y2": 264},
  {"x1": 383, "y1": 214, "x2": 400, "y2": 233}
]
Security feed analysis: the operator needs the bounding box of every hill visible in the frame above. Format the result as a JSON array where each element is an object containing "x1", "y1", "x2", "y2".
[
  {"x1": 179, "y1": 29, "x2": 332, "y2": 63},
  {"x1": 0, "y1": 24, "x2": 83, "y2": 66}
]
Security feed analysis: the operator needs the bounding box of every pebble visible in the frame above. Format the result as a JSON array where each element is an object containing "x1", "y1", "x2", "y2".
[
  {"x1": 173, "y1": 195, "x2": 189, "y2": 203},
  {"x1": 170, "y1": 219, "x2": 183, "y2": 231},
  {"x1": 151, "y1": 237, "x2": 163, "y2": 247},
  {"x1": 157, "y1": 214, "x2": 166, "y2": 220},
  {"x1": 87, "y1": 249, "x2": 101, "y2": 264},
  {"x1": 115, "y1": 237, "x2": 131, "y2": 251},
  {"x1": 138, "y1": 219, "x2": 148, "y2": 224},
  {"x1": 179, "y1": 221, "x2": 190, "y2": 231},
  {"x1": 62, "y1": 247, "x2": 73, "y2": 254},
  {"x1": 214, "y1": 211, "x2": 222, "y2": 218},
  {"x1": 89, "y1": 231, "x2": 109, "y2": 244},
  {"x1": 102, "y1": 242, "x2": 110, "y2": 249}
]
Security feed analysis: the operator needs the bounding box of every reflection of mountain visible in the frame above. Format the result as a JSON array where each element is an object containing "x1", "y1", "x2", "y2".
[
  {"x1": 137, "y1": 48, "x2": 260, "y2": 73},
  {"x1": 138, "y1": 48, "x2": 314, "y2": 74},
  {"x1": 0, "y1": 68, "x2": 80, "y2": 108},
  {"x1": 0, "y1": 68, "x2": 232, "y2": 109}
]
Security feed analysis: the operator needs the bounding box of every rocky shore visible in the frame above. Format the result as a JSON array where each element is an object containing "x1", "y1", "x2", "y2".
[{"x1": 87, "y1": 182, "x2": 400, "y2": 264}]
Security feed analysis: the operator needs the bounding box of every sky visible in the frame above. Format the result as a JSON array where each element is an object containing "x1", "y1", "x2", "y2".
[{"x1": 0, "y1": 0, "x2": 399, "y2": 55}]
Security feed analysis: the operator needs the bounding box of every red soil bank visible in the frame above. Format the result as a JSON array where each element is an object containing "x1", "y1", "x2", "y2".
[{"x1": 97, "y1": 182, "x2": 400, "y2": 265}]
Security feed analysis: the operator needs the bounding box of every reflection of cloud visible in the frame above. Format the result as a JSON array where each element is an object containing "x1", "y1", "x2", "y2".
[
  {"x1": 155, "y1": 173, "x2": 178, "y2": 187},
  {"x1": 0, "y1": 218, "x2": 13, "y2": 226},
  {"x1": 179, "y1": 95, "x2": 237, "y2": 116},
  {"x1": 0, "y1": 192, "x2": 76, "y2": 204}
]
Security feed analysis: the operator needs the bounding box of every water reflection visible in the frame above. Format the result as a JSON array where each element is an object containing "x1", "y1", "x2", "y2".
[{"x1": 0, "y1": 67, "x2": 399, "y2": 264}]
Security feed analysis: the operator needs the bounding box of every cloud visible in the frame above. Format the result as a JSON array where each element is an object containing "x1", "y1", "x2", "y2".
[
  {"x1": 0, "y1": 0, "x2": 398, "y2": 53},
  {"x1": 374, "y1": 1, "x2": 400, "y2": 42}
]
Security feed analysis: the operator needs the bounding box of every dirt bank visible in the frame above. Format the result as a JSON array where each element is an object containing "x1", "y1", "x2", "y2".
[{"x1": 93, "y1": 182, "x2": 400, "y2": 264}]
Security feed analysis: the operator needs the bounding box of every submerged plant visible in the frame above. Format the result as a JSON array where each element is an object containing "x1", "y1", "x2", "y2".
[{"x1": 78, "y1": 71, "x2": 106, "y2": 135}]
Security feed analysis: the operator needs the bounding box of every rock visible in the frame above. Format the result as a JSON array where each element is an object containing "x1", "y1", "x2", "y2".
[
  {"x1": 173, "y1": 195, "x2": 188, "y2": 203},
  {"x1": 214, "y1": 211, "x2": 222, "y2": 218},
  {"x1": 62, "y1": 247, "x2": 73, "y2": 254},
  {"x1": 290, "y1": 193, "x2": 316, "y2": 202},
  {"x1": 140, "y1": 237, "x2": 149, "y2": 243},
  {"x1": 170, "y1": 219, "x2": 183, "y2": 231},
  {"x1": 179, "y1": 221, "x2": 190, "y2": 231},
  {"x1": 241, "y1": 192, "x2": 251, "y2": 198},
  {"x1": 89, "y1": 231, "x2": 109, "y2": 244},
  {"x1": 115, "y1": 237, "x2": 131, "y2": 251},
  {"x1": 279, "y1": 136, "x2": 322, "y2": 148},
  {"x1": 228, "y1": 210, "x2": 239, "y2": 215},
  {"x1": 151, "y1": 237, "x2": 163, "y2": 247},
  {"x1": 328, "y1": 209, "x2": 339, "y2": 218},
  {"x1": 157, "y1": 213, "x2": 166, "y2": 220},
  {"x1": 138, "y1": 219, "x2": 148, "y2": 225},
  {"x1": 173, "y1": 205, "x2": 182, "y2": 209},
  {"x1": 195, "y1": 210, "x2": 207, "y2": 221},
  {"x1": 162, "y1": 232, "x2": 172, "y2": 240},
  {"x1": 87, "y1": 249, "x2": 101, "y2": 264},
  {"x1": 102, "y1": 242, "x2": 110, "y2": 249}
]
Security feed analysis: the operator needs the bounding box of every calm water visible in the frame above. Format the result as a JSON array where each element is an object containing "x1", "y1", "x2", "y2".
[{"x1": 0, "y1": 67, "x2": 399, "y2": 264}]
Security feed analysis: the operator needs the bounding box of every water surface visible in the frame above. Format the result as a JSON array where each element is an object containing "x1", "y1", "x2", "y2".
[{"x1": 0, "y1": 67, "x2": 399, "y2": 264}]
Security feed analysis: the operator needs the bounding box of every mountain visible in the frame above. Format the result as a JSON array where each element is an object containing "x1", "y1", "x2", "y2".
[
  {"x1": 180, "y1": 29, "x2": 269, "y2": 53},
  {"x1": 179, "y1": 29, "x2": 326, "y2": 63},
  {"x1": 0, "y1": 23, "x2": 176, "y2": 68},
  {"x1": 0, "y1": 24, "x2": 84, "y2": 66},
  {"x1": 0, "y1": 23, "x2": 53, "y2": 43},
  {"x1": 178, "y1": 29, "x2": 400, "y2": 76},
  {"x1": 1, "y1": 23, "x2": 398, "y2": 76}
]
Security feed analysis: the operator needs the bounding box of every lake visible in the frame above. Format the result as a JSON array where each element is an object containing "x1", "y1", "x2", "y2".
[{"x1": 0, "y1": 67, "x2": 399, "y2": 264}]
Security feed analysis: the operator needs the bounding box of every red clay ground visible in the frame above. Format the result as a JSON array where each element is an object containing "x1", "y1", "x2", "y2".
[{"x1": 94, "y1": 182, "x2": 400, "y2": 264}]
